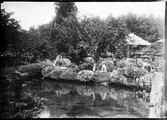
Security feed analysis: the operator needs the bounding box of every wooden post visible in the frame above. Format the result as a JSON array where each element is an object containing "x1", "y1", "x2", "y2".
[{"x1": 149, "y1": 72, "x2": 165, "y2": 118}]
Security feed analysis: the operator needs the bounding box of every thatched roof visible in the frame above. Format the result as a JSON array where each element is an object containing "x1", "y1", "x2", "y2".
[
  {"x1": 126, "y1": 33, "x2": 151, "y2": 46},
  {"x1": 155, "y1": 39, "x2": 165, "y2": 43}
]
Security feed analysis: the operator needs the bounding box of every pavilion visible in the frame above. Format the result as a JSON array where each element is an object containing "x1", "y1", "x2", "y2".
[{"x1": 126, "y1": 33, "x2": 151, "y2": 58}]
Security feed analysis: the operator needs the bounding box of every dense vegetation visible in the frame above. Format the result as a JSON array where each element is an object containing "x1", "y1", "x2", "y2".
[
  {"x1": 1, "y1": 2, "x2": 164, "y2": 67},
  {"x1": 0, "y1": 2, "x2": 165, "y2": 118}
]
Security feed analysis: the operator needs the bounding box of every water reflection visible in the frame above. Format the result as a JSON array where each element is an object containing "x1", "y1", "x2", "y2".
[{"x1": 36, "y1": 79, "x2": 150, "y2": 118}]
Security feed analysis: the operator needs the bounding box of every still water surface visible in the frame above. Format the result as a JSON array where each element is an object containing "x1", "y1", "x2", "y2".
[{"x1": 22, "y1": 79, "x2": 149, "y2": 118}]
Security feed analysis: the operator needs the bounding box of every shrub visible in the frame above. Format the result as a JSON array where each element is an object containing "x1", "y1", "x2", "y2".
[
  {"x1": 77, "y1": 70, "x2": 94, "y2": 82},
  {"x1": 97, "y1": 59, "x2": 114, "y2": 72},
  {"x1": 123, "y1": 66, "x2": 148, "y2": 79},
  {"x1": 78, "y1": 62, "x2": 93, "y2": 71},
  {"x1": 117, "y1": 59, "x2": 126, "y2": 68}
]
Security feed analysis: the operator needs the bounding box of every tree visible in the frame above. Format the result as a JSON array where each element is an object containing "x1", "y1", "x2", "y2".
[
  {"x1": 1, "y1": 9, "x2": 22, "y2": 55},
  {"x1": 122, "y1": 12, "x2": 164, "y2": 43},
  {"x1": 80, "y1": 15, "x2": 129, "y2": 61},
  {"x1": 50, "y1": 2, "x2": 87, "y2": 64}
]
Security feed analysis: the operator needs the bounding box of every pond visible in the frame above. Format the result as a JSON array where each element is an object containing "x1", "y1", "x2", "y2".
[{"x1": 20, "y1": 78, "x2": 150, "y2": 118}]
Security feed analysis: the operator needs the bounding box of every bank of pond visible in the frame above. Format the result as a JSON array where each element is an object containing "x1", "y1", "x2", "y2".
[
  {"x1": 14, "y1": 56, "x2": 162, "y2": 91},
  {"x1": 1, "y1": 56, "x2": 165, "y2": 118}
]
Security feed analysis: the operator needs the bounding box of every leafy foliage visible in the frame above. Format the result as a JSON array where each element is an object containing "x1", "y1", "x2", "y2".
[{"x1": 1, "y1": 9, "x2": 22, "y2": 53}]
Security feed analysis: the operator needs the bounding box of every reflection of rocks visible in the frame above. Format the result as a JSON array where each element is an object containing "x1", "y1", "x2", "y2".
[
  {"x1": 94, "y1": 86, "x2": 109, "y2": 101},
  {"x1": 54, "y1": 88, "x2": 70, "y2": 96},
  {"x1": 41, "y1": 81, "x2": 53, "y2": 92},
  {"x1": 77, "y1": 86, "x2": 95, "y2": 100},
  {"x1": 40, "y1": 80, "x2": 149, "y2": 118},
  {"x1": 77, "y1": 70, "x2": 94, "y2": 82}
]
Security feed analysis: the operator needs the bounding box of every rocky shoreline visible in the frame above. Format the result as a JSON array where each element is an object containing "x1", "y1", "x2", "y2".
[{"x1": 12, "y1": 57, "x2": 155, "y2": 91}]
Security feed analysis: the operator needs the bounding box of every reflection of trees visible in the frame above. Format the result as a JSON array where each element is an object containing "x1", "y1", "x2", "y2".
[
  {"x1": 41, "y1": 81, "x2": 53, "y2": 92},
  {"x1": 77, "y1": 86, "x2": 95, "y2": 101},
  {"x1": 40, "y1": 80, "x2": 149, "y2": 117},
  {"x1": 41, "y1": 81, "x2": 70, "y2": 96},
  {"x1": 94, "y1": 86, "x2": 109, "y2": 101},
  {"x1": 54, "y1": 88, "x2": 70, "y2": 96}
]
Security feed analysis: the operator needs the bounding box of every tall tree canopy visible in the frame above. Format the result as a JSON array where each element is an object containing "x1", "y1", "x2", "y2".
[
  {"x1": 1, "y1": 9, "x2": 22, "y2": 54},
  {"x1": 50, "y1": 2, "x2": 87, "y2": 64}
]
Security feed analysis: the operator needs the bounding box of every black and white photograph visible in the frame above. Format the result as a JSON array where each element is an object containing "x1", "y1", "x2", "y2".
[{"x1": 0, "y1": 1, "x2": 166, "y2": 118}]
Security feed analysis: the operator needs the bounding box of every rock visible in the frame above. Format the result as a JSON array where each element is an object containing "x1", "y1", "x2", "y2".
[
  {"x1": 60, "y1": 68, "x2": 78, "y2": 80},
  {"x1": 77, "y1": 70, "x2": 94, "y2": 82},
  {"x1": 50, "y1": 67, "x2": 68, "y2": 79},
  {"x1": 97, "y1": 58, "x2": 114, "y2": 72},
  {"x1": 41, "y1": 65, "x2": 55, "y2": 78},
  {"x1": 93, "y1": 71, "x2": 112, "y2": 83},
  {"x1": 55, "y1": 58, "x2": 71, "y2": 67}
]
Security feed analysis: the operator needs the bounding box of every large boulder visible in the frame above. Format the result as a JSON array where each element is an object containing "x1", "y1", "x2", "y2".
[
  {"x1": 60, "y1": 68, "x2": 78, "y2": 80},
  {"x1": 77, "y1": 70, "x2": 94, "y2": 82},
  {"x1": 50, "y1": 67, "x2": 68, "y2": 79},
  {"x1": 41, "y1": 65, "x2": 55, "y2": 78},
  {"x1": 97, "y1": 58, "x2": 114, "y2": 72},
  {"x1": 55, "y1": 58, "x2": 71, "y2": 67}
]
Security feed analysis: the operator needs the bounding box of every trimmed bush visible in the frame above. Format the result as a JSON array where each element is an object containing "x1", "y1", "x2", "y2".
[
  {"x1": 97, "y1": 59, "x2": 114, "y2": 72},
  {"x1": 93, "y1": 71, "x2": 112, "y2": 83},
  {"x1": 60, "y1": 68, "x2": 78, "y2": 80},
  {"x1": 50, "y1": 67, "x2": 68, "y2": 79},
  {"x1": 78, "y1": 62, "x2": 94, "y2": 71},
  {"x1": 77, "y1": 70, "x2": 94, "y2": 82},
  {"x1": 123, "y1": 66, "x2": 148, "y2": 79},
  {"x1": 117, "y1": 59, "x2": 126, "y2": 68},
  {"x1": 137, "y1": 73, "x2": 153, "y2": 89},
  {"x1": 84, "y1": 57, "x2": 94, "y2": 64},
  {"x1": 41, "y1": 65, "x2": 55, "y2": 78},
  {"x1": 55, "y1": 58, "x2": 71, "y2": 67}
]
